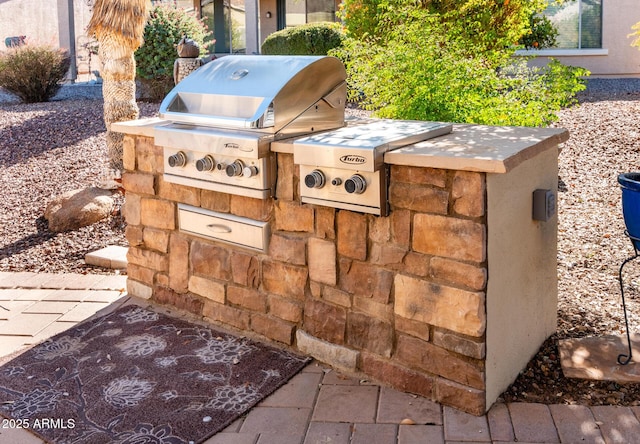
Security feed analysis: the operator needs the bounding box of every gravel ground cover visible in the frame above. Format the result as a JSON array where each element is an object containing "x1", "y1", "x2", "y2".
[
  {"x1": 2, "y1": 79, "x2": 640, "y2": 405},
  {"x1": 0, "y1": 92, "x2": 158, "y2": 274},
  {"x1": 502, "y1": 79, "x2": 640, "y2": 406}
]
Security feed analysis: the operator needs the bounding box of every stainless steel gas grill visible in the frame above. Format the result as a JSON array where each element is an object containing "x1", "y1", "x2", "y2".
[
  {"x1": 155, "y1": 55, "x2": 348, "y2": 199},
  {"x1": 293, "y1": 120, "x2": 453, "y2": 216}
]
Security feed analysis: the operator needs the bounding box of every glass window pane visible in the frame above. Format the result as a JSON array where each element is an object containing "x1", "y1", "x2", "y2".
[
  {"x1": 201, "y1": 0, "x2": 246, "y2": 54},
  {"x1": 544, "y1": 0, "x2": 580, "y2": 49},
  {"x1": 229, "y1": 0, "x2": 246, "y2": 53},
  {"x1": 543, "y1": 0, "x2": 602, "y2": 49},
  {"x1": 286, "y1": 0, "x2": 306, "y2": 27},
  {"x1": 306, "y1": 0, "x2": 336, "y2": 22},
  {"x1": 201, "y1": 1, "x2": 214, "y2": 44},
  {"x1": 580, "y1": 0, "x2": 602, "y2": 48},
  {"x1": 284, "y1": 0, "x2": 337, "y2": 27},
  {"x1": 201, "y1": 0, "x2": 228, "y2": 53}
]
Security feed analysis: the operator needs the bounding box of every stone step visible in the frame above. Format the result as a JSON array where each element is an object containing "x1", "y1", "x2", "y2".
[{"x1": 85, "y1": 245, "x2": 128, "y2": 270}]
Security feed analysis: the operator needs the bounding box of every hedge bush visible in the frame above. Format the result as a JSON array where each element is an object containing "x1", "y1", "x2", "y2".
[
  {"x1": 331, "y1": 6, "x2": 588, "y2": 127},
  {"x1": 338, "y1": 0, "x2": 547, "y2": 54},
  {"x1": 135, "y1": 4, "x2": 211, "y2": 101},
  {"x1": 0, "y1": 44, "x2": 71, "y2": 103},
  {"x1": 261, "y1": 22, "x2": 345, "y2": 55}
]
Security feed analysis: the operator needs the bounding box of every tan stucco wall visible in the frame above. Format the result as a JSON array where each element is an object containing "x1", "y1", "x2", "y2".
[
  {"x1": 0, "y1": 0, "x2": 96, "y2": 80},
  {"x1": 525, "y1": 0, "x2": 640, "y2": 77},
  {"x1": 0, "y1": 0, "x2": 92, "y2": 51},
  {"x1": 597, "y1": 0, "x2": 640, "y2": 75},
  {"x1": 259, "y1": 0, "x2": 278, "y2": 46},
  {"x1": 1, "y1": 0, "x2": 61, "y2": 46},
  {"x1": 485, "y1": 146, "x2": 559, "y2": 407}
]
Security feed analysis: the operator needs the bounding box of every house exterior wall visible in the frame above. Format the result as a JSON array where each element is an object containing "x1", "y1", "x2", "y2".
[
  {"x1": 520, "y1": 0, "x2": 640, "y2": 77},
  {"x1": 0, "y1": 0, "x2": 97, "y2": 81},
  {"x1": 3, "y1": 0, "x2": 638, "y2": 77},
  {"x1": 1, "y1": 0, "x2": 63, "y2": 47},
  {"x1": 259, "y1": 0, "x2": 278, "y2": 47},
  {"x1": 0, "y1": 0, "x2": 93, "y2": 52}
]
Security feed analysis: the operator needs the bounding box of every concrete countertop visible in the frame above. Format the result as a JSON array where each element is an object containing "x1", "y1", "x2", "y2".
[
  {"x1": 274, "y1": 124, "x2": 568, "y2": 174},
  {"x1": 385, "y1": 124, "x2": 569, "y2": 174},
  {"x1": 112, "y1": 118, "x2": 569, "y2": 175},
  {"x1": 110, "y1": 118, "x2": 168, "y2": 138}
]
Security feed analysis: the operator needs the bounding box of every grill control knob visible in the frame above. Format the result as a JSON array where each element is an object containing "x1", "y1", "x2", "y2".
[
  {"x1": 242, "y1": 165, "x2": 259, "y2": 178},
  {"x1": 345, "y1": 174, "x2": 367, "y2": 194},
  {"x1": 195, "y1": 155, "x2": 216, "y2": 172},
  {"x1": 225, "y1": 160, "x2": 245, "y2": 177},
  {"x1": 168, "y1": 151, "x2": 187, "y2": 168},
  {"x1": 304, "y1": 169, "x2": 326, "y2": 189}
]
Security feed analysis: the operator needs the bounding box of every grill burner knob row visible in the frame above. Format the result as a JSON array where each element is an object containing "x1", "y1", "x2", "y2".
[
  {"x1": 304, "y1": 169, "x2": 326, "y2": 189},
  {"x1": 243, "y1": 165, "x2": 259, "y2": 178},
  {"x1": 226, "y1": 160, "x2": 245, "y2": 177},
  {"x1": 195, "y1": 155, "x2": 216, "y2": 172},
  {"x1": 168, "y1": 151, "x2": 187, "y2": 168},
  {"x1": 345, "y1": 174, "x2": 367, "y2": 194}
]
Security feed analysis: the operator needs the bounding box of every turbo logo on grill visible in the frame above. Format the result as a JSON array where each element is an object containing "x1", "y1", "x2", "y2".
[
  {"x1": 224, "y1": 143, "x2": 254, "y2": 153},
  {"x1": 339, "y1": 155, "x2": 366, "y2": 165}
]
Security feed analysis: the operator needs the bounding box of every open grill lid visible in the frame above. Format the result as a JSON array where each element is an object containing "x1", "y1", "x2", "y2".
[{"x1": 159, "y1": 55, "x2": 347, "y2": 138}]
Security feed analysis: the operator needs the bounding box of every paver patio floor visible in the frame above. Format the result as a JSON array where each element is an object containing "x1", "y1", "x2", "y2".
[{"x1": 0, "y1": 272, "x2": 635, "y2": 444}]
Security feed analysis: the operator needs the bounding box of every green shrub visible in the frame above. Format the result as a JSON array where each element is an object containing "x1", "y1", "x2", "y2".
[
  {"x1": 261, "y1": 22, "x2": 345, "y2": 55},
  {"x1": 331, "y1": 6, "x2": 588, "y2": 127},
  {"x1": 519, "y1": 14, "x2": 558, "y2": 50},
  {"x1": 338, "y1": 0, "x2": 547, "y2": 53},
  {"x1": 0, "y1": 44, "x2": 70, "y2": 103},
  {"x1": 135, "y1": 4, "x2": 211, "y2": 101}
]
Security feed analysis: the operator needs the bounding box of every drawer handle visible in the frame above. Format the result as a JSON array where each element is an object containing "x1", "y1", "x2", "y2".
[{"x1": 207, "y1": 223, "x2": 232, "y2": 233}]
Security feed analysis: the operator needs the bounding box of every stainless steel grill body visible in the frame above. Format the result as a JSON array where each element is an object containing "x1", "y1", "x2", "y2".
[
  {"x1": 156, "y1": 55, "x2": 348, "y2": 199},
  {"x1": 159, "y1": 55, "x2": 347, "y2": 137},
  {"x1": 294, "y1": 120, "x2": 453, "y2": 215}
]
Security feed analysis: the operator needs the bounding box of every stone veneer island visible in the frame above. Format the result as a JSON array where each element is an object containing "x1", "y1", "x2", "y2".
[{"x1": 113, "y1": 118, "x2": 568, "y2": 415}]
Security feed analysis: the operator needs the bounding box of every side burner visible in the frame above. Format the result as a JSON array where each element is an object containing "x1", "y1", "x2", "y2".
[{"x1": 293, "y1": 120, "x2": 452, "y2": 215}]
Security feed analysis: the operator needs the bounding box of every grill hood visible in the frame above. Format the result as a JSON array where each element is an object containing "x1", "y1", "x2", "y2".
[{"x1": 159, "y1": 55, "x2": 347, "y2": 138}]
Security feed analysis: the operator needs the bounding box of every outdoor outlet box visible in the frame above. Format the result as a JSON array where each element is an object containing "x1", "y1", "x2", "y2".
[{"x1": 533, "y1": 189, "x2": 555, "y2": 222}]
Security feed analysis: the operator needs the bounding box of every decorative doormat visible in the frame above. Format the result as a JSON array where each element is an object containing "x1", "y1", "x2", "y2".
[{"x1": 0, "y1": 305, "x2": 310, "y2": 443}]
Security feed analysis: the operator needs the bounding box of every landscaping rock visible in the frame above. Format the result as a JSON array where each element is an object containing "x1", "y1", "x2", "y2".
[{"x1": 44, "y1": 187, "x2": 115, "y2": 232}]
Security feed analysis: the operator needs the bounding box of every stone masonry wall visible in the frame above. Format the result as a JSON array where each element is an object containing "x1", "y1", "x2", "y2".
[{"x1": 122, "y1": 134, "x2": 489, "y2": 415}]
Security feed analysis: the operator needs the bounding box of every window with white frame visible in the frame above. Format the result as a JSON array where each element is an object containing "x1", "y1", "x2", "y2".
[
  {"x1": 543, "y1": 0, "x2": 602, "y2": 49},
  {"x1": 282, "y1": 0, "x2": 336, "y2": 28}
]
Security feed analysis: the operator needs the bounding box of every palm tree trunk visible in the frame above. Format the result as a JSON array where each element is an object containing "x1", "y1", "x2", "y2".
[
  {"x1": 99, "y1": 35, "x2": 139, "y2": 171},
  {"x1": 87, "y1": 0, "x2": 148, "y2": 173}
]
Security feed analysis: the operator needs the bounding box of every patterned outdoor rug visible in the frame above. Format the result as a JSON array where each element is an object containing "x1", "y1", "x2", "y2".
[{"x1": 0, "y1": 305, "x2": 310, "y2": 443}]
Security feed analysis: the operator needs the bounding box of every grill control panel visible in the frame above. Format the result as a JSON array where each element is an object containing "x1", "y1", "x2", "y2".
[
  {"x1": 163, "y1": 148, "x2": 276, "y2": 199},
  {"x1": 299, "y1": 165, "x2": 388, "y2": 216}
]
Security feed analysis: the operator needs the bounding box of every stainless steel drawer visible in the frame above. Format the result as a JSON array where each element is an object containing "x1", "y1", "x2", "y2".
[{"x1": 178, "y1": 204, "x2": 270, "y2": 252}]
